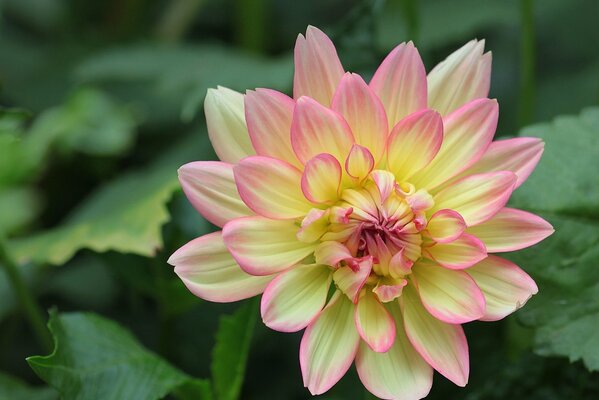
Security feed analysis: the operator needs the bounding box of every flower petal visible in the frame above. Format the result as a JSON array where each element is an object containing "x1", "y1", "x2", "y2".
[
  {"x1": 427, "y1": 40, "x2": 491, "y2": 115},
  {"x1": 300, "y1": 291, "x2": 360, "y2": 395},
  {"x1": 412, "y1": 259, "x2": 485, "y2": 323},
  {"x1": 356, "y1": 302, "x2": 433, "y2": 400},
  {"x1": 370, "y1": 42, "x2": 427, "y2": 128},
  {"x1": 332, "y1": 73, "x2": 388, "y2": 163},
  {"x1": 301, "y1": 153, "x2": 342, "y2": 203},
  {"x1": 467, "y1": 255, "x2": 538, "y2": 321},
  {"x1": 291, "y1": 96, "x2": 355, "y2": 164},
  {"x1": 355, "y1": 289, "x2": 396, "y2": 352},
  {"x1": 410, "y1": 98, "x2": 499, "y2": 191},
  {"x1": 169, "y1": 232, "x2": 273, "y2": 302},
  {"x1": 205, "y1": 86, "x2": 255, "y2": 163},
  {"x1": 222, "y1": 216, "x2": 316, "y2": 276},
  {"x1": 426, "y1": 209, "x2": 466, "y2": 244},
  {"x1": 430, "y1": 171, "x2": 517, "y2": 226},
  {"x1": 446, "y1": 137, "x2": 544, "y2": 190},
  {"x1": 424, "y1": 233, "x2": 487, "y2": 270},
  {"x1": 402, "y1": 284, "x2": 469, "y2": 387},
  {"x1": 178, "y1": 161, "x2": 253, "y2": 227},
  {"x1": 261, "y1": 264, "x2": 332, "y2": 332},
  {"x1": 234, "y1": 156, "x2": 312, "y2": 219},
  {"x1": 466, "y1": 208, "x2": 554, "y2": 252},
  {"x1": 293, "y1": 26, "x2": 344, "y2": 106},
  {"x1": 245, "y1": 88, "x2": 301, "y2": 167},
  {"x1": 386, "y1": 109, "x2": 443, "y2": 181}
]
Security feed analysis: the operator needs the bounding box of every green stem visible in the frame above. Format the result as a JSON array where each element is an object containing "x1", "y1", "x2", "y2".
[
  {"x1": 155, "y1": 0, "x2": 205, "y2": 43},
  {"x1": 0, "y1": 239, "x2": 52, "y2": 351},
  {"x1": 234, "y1": 0, "x2": 267, "y2": 54},
  {"x1": 518, "y1": 0, "x2": 536, "y2": 126}
]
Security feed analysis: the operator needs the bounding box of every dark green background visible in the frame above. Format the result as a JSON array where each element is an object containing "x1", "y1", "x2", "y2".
[{"x1": 0, "y1": 0, "x2": 598, "y2": 399}]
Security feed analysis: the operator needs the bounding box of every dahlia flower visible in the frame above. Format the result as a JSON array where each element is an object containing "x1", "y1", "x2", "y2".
[{"x1": 169, "y1": 26, "x2": 553, "y2": 399}]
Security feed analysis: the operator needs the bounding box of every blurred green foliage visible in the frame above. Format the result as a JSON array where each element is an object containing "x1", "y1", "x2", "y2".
[{"x1": 0, "y1": 0, "x2": 598, "y2": 399}]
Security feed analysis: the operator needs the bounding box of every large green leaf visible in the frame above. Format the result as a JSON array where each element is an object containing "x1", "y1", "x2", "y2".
[
  {"x1": 211, "y1": 300, "x2": 258, "y2": 400},
  {"x1": 74, "y1": 44, "x2": 292, "y2": 123},
  {"x1": 511, "y1": 107, "x2": 599, "y2": 216},
  {"x1": 9, "y1": 134, "x2": 208, "y2": 265},
  {"x1": 0, "y1": 371, "x2": 57, "y2": 400},
  {"x1": 507, "y1": 107, "x2": 599, "y2": 370},
  {"x1": 27, "y1": 310, "x2": 210, "y2": 400}
]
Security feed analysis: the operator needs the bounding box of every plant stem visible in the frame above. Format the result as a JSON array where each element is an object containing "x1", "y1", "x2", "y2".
[
  {"x1": 518, "y1": 0, "x2": 536, "y2": 126},
  {"x1": 0, "y1": 239, "x2": 52, "y2": 351}
]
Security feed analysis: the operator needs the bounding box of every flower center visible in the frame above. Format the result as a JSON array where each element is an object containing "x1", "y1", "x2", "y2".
[{"x1": 298, "y1": 170, "x2": 435, "y2": 303}]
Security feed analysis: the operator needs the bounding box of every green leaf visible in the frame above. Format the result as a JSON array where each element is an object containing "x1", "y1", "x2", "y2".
[
  {"x1": 507, "y1": 107, "x2": 599, "y2": 371},
  {"x1": 9, "y1": 134, "x2": 207, "y2": 265},
  {"x1": 26, "y1": 87, "x2": 137, "y2": 159},
  {"x1": 27, "y1": 310, "x2": 208, "y2": 400},
  {"x1": 511, "y1": 107, "x2": 599, "y2": 217},
  {"x1": 211, "y1": 300, "x2": 258, "y2": 400},
  {"x1": 0, "y1": 371, "x2": 57, "y2": 400}
]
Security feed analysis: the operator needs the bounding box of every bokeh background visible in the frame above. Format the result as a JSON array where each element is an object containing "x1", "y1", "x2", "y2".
[{"x1": 1, "y1": 0, "x2": 599, "y2": 399}]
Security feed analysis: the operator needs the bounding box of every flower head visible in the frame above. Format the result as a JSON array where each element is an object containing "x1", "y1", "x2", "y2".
[{"x1": 169, "y1": 26, "x2": 553, "y2": 399}]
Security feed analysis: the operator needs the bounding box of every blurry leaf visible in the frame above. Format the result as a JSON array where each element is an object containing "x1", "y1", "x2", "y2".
[
  {"x1": 506, "y1": 107, "x2": 599, "y2": 371},
  {"x1": 211, "y1": 300, "x2": 258, "y2": 400},
  {"x1": 511, "y1": 107, "x2": 599, "y2": 217},
  {"x1": 42, "y1": 255, "x2": 118, "y2": 309},
  {"x1": 27, "y1": 310, "x2": 205, "y2": 400},
  {"x1": 173, "y1": 379, "x2": 213, "y2": 400},
  {"x1": 26, "y1": 88, "x2": 137, "y2": 159},
  {"x1": 0, "y1": 371, "x2": 57, "y2": 400},
  {"x1": 0, "y1": 187, "x2": 40, "y2": 235},
  {"x1": 0, "y1": 108, "x2": 36, "y2": 186},
  {"x1": 9, "y1": 134, "x2": 207, "y2": 265},
  {"x1": 74, "y1": 44, "x2": 292, "y2": 123}
]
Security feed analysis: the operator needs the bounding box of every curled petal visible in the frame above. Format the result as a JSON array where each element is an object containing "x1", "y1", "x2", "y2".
[
  {"x1": 424, "y1": 233, "x2": 487, "y2": 270},
  {"x1": 345, "y1": 144, "x2": 375, "y2": 181},
  {"x1": 332, "y1": 73, "x2": 388, "y2": 163},
  {"x1": 402, "y1": 284, "x2": 469, "y2": 387},
  {"x1": 302, "y1": 153, "x2": 342, "y2": 203},
  {"x1": 223, "y1": 216, "x2": 317, "y2": 276},
  {"x1": 428, "y1": 39, "x2": 491, "y2": 115},
  {"x1": 386, "y1": 109, "x2": 443, "y2": 181},
  {"x1": 314, "y1": 241, "x2": 353, "y2": 266},
  {"x1": 467, "y1": 255, "x2": 538, "y2": 321},
  {"x1": 370, "y1": 42, "x2": 427, "y2": 128},
  {"x1": 355, "y1": 290, "x2": 396, "y2": 352},
  {"x1": 245, "y1": 88, "x2": 301, "y2": 167},
  {"x1": 411, "y1": 98, "x2": 499, "y2": 191},
  {"x1": 294, "y1": 26, "x2": 344, "y2": 106},
  {"x1": 169, "y1": 232, "x2": 273, "y2": 302},
  {"x1": 412, "y1": 259, "x2": 485, "y2": 323},
  {"x1": 300, "y1": 292, "x2": 360, "y2": 395},
  {"x1": 431, "y1": 171, "x2": 517, "y2": 226},
  {"x1": 297, "y1": 209, "x2": 330, "y2": 243},
  {"x1": 426, "y1": 209, "x2": 466, "y2": 243},
  {"x1": 205, "y1": 86, "x2": 255, "y2": 163},
  {"x1": 370, "y1": 170, "x2": 396, "y2": 203},
  {"x1": 356, "y1": 302, "x2": 433, "y2": 400},
  {"x1": 373, "y1": 279, "x2": 407, "y2": 303},
  {"x1": 291, "y1": 96, "x2": 355, "y2": 164},
  {"x1": 178, "y1": 161, "x2": 252, "y2": 227},
  {"x1": 333, "y1": 257, "x2": 373, "y2": 302},
  {"x1": 466, "y1": 208, "x2": 553, "y2": 252},
  {"x1": 234, "y1": 156, "x2": 312, "y2": 219},
  {"x1": 261, "y1": 264, "x2": 332, "y2": 332}
]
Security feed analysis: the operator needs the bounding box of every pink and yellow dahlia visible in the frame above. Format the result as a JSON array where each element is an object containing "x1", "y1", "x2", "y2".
[{"x1": 169, "y1": 26, "x2": 553, "y2": 399}]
